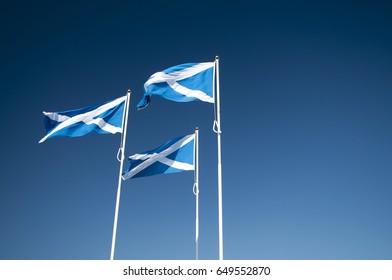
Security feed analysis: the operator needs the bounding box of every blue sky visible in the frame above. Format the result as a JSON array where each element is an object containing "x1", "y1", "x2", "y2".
[{"x1": 1, "y1": 0, "x2": 392, "y2": 260}]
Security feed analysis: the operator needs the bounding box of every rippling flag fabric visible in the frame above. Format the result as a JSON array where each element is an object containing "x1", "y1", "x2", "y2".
[
  {"x1": 137, "y1": 62, "x2": 214, "y2": 109},
  {"x1": 122, "y1": 134, "x2": 195, "y2": 180},
  {"x1": 39, "y1": 96, "x2": 126, "y2": 143}
]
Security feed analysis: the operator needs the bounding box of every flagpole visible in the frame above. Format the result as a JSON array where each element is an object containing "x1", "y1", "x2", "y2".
[
  {"x1": 110, "y1": 89, "x2": 131, "y2": 260},
  {"x1": 214, "y1": 56, "x2": 224, "y2": 260},
  {"x1": 193, "y1": 127, "x2": 199, "y2": 260}
]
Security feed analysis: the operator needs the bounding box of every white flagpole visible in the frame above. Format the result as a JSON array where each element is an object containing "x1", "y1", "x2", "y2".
[
  {"x1": 193, "y1": 127, "x2": 200, "y2": 260},
  {"x1": 214, "y1": 56, "x2": 224, "y2": 260},
  {"x1": 110, "y1": 89, "x2": 131, "y2": 260}
]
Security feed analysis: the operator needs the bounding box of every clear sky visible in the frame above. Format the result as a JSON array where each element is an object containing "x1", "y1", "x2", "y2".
[{"x1": 1, "y1": 0, "x2": 392, "y2": 260}]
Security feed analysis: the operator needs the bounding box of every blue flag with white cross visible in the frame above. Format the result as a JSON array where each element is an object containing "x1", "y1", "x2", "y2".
[
  {"x1": 39, "y1": 95, "x2": 126, "y2": 143},
  {"x1": 122, "y1": 134, "x2": 195, "y2": 180},
  {"x1": 137, "y1": 62, "x2": 215, "y2": 109}
]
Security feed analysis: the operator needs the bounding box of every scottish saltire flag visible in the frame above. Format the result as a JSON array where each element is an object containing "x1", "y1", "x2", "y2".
[
  {"x1": 39, "y1": 95, "x2": 127, "y2": 143},
  {"x1": 137, "y1": 62, "x2": 215, "y2": 109},
  {"x1": 122, "y1": 134, "x2": 195, "y2": 180}
]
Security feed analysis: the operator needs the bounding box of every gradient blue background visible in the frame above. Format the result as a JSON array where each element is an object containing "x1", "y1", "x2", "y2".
[{"x1": 1, "y1": 0, "x2": 392, "y2": 260}]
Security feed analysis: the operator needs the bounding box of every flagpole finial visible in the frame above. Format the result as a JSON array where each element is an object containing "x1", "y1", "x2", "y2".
[
  {"x1": 196, "y1": 127, "x2": 199, "y2": 131},
  {"x1": 127, "y1": 89, "x2": 131, "y2": 94},
  {"x1": 215, "y1": 55, "x2": 219, "y2": 60}
]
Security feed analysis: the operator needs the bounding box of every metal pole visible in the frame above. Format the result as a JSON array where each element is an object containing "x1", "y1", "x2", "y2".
[
  {"x1": 110, "y1": 89, "x2": 131, "y2": 260},
  {"x1": 214, "y1": 56, "x2": 224, "y2": 260},
  {"x1": 194, "y1": 127, "x2": 199, "y2": 260}
]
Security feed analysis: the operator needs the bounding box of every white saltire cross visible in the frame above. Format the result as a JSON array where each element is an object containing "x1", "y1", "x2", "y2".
[
  {"x1": 122, "y1": 134, "x2": 194, "y2": 180},
  {"x1": 144, "y1": 62, "x2": 215, "y2": 103},
  {"x1": 39, "y1": 96, "x2": 126, "y2": 143}
]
